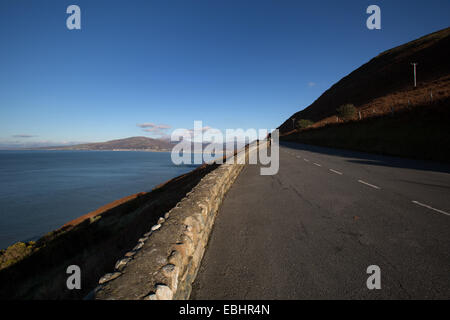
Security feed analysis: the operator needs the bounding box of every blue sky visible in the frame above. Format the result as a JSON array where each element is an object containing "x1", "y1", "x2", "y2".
[{"x1": 0, "y1": 0, "x2": 449, "y2": 146}]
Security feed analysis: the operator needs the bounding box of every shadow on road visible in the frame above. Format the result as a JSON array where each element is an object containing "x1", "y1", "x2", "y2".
[{"x1": 280, "y1": 141, "x2": 450, "y2": 174}]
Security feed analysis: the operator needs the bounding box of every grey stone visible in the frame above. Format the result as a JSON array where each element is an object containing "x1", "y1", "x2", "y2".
[
  {"x1": 151, "y1": 224, "x2": 161, "y2": 231},
  {"x1": 99, "y1": 272, "x2": 121, "y2": 284},
  {"x1": 155, "y1": 285, "x2": 173, "y2": 300},
  {"x1": 162, "y1": 264, "x2": 175, "y2": 273},
  {"x1": 115, "y1": 258, "x2": 131, "y2": 271},
  {"x1": 133, "y1": 242, "x2": 144, "y2": 251}
]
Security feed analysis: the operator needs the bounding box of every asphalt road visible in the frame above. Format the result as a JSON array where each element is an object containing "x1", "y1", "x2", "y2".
[{"x1": 191, "y1": 142, "x2": 450, "y2": 299}]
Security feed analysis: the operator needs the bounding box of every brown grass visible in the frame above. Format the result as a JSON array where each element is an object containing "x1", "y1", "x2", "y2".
[
  {"x1": 281, "y1": 97, "x2": 450, "y2": 162},
  {"x1": 281, "y1": 75, "x2": 450, "y2": 135}
]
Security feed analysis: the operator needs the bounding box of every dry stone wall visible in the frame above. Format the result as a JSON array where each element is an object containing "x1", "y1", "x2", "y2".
[{"x1": 92, "y1": 152, "x2": 249, "y2": 300}]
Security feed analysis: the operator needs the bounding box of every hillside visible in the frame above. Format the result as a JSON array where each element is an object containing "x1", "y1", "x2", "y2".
[
  {"x1": 279, "y1": 27, "x2": 450, "y2": 133},
  {"x1": 41, "y1": 136, "x2": 173, "y2": 151}
]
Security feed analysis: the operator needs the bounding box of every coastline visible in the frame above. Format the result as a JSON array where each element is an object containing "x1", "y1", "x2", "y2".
[
  {"x1": 0, "y1": 148, "x2": 231, "y2": 250},
  {"x1": 0, "y1": 160, "x2": 219, "y2": 299},
  {"x1": 2, "y1": 149, "x2": 226, "y2": 155},
  {"x1": 0, "y1": 143, "x2": 248, "y2": 299},
  {"x1": 4, "y1": 148, "x2": 171, "y2": 152}
]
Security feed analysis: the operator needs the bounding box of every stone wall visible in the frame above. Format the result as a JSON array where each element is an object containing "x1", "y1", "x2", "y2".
[{"x1": 92, "y1": 146, "x2": 254, "y2": 300}]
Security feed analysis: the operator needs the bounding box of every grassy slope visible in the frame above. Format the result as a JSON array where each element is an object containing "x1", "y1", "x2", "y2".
[
  {"x1": 279, "y1": 27, "x2": 450, "y2": 133},
  {"x1": 281, "y1": 98, "x2": 450, "y2": 162}
]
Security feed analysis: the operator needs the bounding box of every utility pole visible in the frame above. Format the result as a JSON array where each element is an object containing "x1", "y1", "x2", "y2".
[
  {"x1": 411, "y1": 62, "x2": 418, "y2": 88},
  {"x1": 291, "y1": 118, "x2": 295, "y2": 130}
]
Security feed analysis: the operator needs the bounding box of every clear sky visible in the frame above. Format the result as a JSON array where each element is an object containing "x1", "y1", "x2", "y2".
[{"x1": 1, "y1": 0, "x2": 449, "y2": 147}]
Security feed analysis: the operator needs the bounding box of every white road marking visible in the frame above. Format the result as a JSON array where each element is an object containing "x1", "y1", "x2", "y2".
[
  {"x1": 412, "y1": 201, "x2": 450, "y2": 217},
  {"x1": 304, "y1": 158, "x2": 309, "y2": 162},
  {"x1": 296, "y1": 155, "x2": 301, "y2": 158},
  {"x1": 329, "y1": 169, "x2": 343, "y2": 175},
  {"x1": 358, "y1": 180, "x2": 380, "y2": 189},
  {"x1": 313, "y1": 163, "x2": 322, "y2": 167}
]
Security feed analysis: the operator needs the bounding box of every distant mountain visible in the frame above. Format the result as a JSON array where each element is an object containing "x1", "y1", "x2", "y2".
[
  {"x1": 279, "y1": 27, "x2": 450, "y2": 133},
  {"x1": 39, "y1": 136, "x2": 173, "y2": 151},
  {"x1": 34, "y1": 136, "x2": 253, "y2": 152}
]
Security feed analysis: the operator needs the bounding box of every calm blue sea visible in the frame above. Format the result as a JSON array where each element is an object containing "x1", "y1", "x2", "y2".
[{"x1": 0, "y1": 150, "x2": 198, "y2": 249}]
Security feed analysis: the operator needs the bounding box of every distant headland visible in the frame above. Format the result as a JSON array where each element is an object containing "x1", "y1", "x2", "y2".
[{"x1": 33, "y1": 136, "x2": 173, "y2": 152}]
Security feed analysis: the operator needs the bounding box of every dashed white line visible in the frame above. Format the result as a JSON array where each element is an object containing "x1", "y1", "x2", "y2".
[
  {"x1": 304, "y1": 158, "x2": 309, "y2": 162},
  {"x1": 313, "y1": 163, "x2": 322, "y2": 167},
  {"x1": 329, "y1": 169, "x2": 343, "y2": 175},
  {"x1": 412, "y1": 201, "x2": 450, "y2": 217},
  {"x1": 358, "y1": 179, "x2": 380, "y2": 189}
]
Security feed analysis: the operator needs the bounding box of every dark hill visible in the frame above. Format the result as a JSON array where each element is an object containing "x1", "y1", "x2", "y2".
[{"x1": 279, "y1": 27, "x2": 450, "y2": 133}]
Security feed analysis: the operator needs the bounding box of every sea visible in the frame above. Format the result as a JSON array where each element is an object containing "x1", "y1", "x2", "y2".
[{"x1": 0, "y1": 150, "x2": 199, "y2": 249}]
